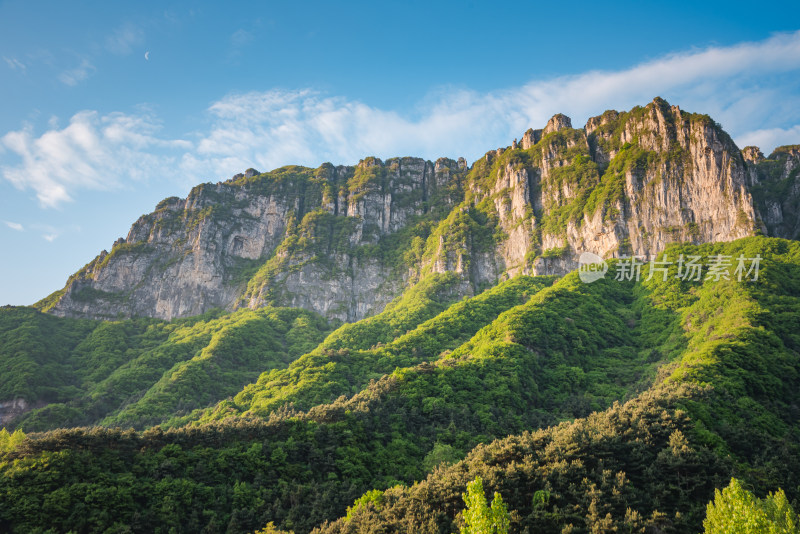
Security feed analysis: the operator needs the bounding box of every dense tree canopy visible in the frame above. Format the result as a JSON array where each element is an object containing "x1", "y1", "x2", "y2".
[{"x1": 0, "y1": 236, "x2": 799, "y2": 533}]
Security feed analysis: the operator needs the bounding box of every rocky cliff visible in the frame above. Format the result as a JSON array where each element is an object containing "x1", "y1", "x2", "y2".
[
  {"x1": 38, "y1": 98, "x2": 799, "y2": 322},
  {"x1": 42, "y1": 158, "x2": 468, "y2": 322},
  {"x1": 746, "y1": 145, "x2": 800, "y2": 239}
]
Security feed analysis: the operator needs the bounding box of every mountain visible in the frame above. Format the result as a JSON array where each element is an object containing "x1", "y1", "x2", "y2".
[
  {"x1": 36, "y1": 97, "x2": 800, "y2": 324},
  {"x1": 1, "y1": 98, "x2": 800, "y2": 533}
]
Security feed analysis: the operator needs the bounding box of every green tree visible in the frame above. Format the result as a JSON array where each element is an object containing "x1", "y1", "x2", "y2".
[
  {"x1": 0, "y1": 428, "x2": 25, "y2": 452},
  {"x1": 703, "y1": 478, "x2": 799, "y2": 533},
  {"x1": 422, "y1": 442, "x2": 460, "y2": 471},
  {"x1": 461, "y1": 476, "x2": 511, "y2": 534},
  {"x1": 254, "y1": 522, "x2": 294, "y2": 534}
]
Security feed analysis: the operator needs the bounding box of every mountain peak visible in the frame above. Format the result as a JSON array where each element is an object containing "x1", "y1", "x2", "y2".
[
  {"x1": 742, "y1": 146, "x2": 765, "y2": 163},
  {"x1": 543, "y1": 113, "x2": 573, "y2": 135}
]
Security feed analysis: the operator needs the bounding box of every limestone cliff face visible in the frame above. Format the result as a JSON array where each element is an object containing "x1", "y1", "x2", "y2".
[
  {"x1": 747, "y1": 145, "x2": 800, "y2": 239},
  {"x1": 237, "y1": 157, "x2": 466, "y2": 322},
  {"x1": 41, "y1": 98, "x2": 798, "y2": 322},
  {"x1": 49, "y1": 181, "x2": 297, "y2": 320},
  {"x1": 424, "y1": 97, "x2": 763, "y2": 281},
  {"x1": 538, "y1": 97, "x2": 760, "y2": 273},
  {"x1": 47, "y1": 157, "x2": 467, "y2": 322}
]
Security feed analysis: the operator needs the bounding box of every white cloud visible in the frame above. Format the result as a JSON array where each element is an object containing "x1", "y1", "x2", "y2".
[
  {"x1": 106, "y1": 24, "x2": 144, "y2": 55},
  {"x1": 42, "y1": 233, "x2": 58, "y2": 242},
  {"x1": 59, "y1": 59, "x2": 95, "y2": 86},
  {"x1": 3, "y1": 56, "x2": 26, "y2": 71},
  {"x1": 4, "y1": 221, "x2": 23, "y2": 231},
  {"x1": 0, "y1": 111, "x2": 190, "y2": 207}
]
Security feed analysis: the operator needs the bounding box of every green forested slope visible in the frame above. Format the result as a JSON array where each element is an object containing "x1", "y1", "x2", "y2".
[
  {"x1": 0, "y1": 266, "x2": 652, "y2": 532},
  {"x1": 319, "y1": 237, "x2": 800, "y2": 533},
  {"x1": 0, "y1": 236, "x2": 799, "y2": 533},
  {"x1": 1, "y1": 307, "x2": 332, "y2": 431},
  {"x1": 170, "y1": 273, "x2": 556, "y2": 426}
]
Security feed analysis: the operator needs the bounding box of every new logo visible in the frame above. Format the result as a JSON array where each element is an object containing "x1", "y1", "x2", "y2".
[{"x1": 578, "y1": 252, "x2": 607, "y2": 284}]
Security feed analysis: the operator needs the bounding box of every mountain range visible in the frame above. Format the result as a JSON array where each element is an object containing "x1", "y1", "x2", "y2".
[
  {"x1": 37, "y1": 97, "x2": 800, "y2": 324},
  {"x1": 1, "y1": 97, "x2": 799, "y2": 533}
]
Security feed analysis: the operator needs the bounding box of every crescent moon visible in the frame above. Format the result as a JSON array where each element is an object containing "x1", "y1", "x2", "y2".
[{"x1": 144, "y1": 51, "x2": 150, "y2": 61}]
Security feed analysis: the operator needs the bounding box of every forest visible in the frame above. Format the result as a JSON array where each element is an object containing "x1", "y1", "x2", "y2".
[{"x1": 1, "y1": 236, "x2": 799, "y2": 532}]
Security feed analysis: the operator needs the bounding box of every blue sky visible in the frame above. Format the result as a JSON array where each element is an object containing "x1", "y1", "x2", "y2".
[{"x1": 2, "y1": 0, "x2": 800, "y2": 306}]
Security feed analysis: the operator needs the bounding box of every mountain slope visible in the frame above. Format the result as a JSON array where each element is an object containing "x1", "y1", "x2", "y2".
[
  {"x1": 317, "y1": 237, "x2": 800, "y2": 533},
  {"x1": 1, "y1": 307, "x2": 332, "y2": 431},
  {"x1": 2, "y1": 237, "x2": 799, "y2": 533},
  {"x1": 168, "y1": 273, "x2": 555, "y2": 427}
]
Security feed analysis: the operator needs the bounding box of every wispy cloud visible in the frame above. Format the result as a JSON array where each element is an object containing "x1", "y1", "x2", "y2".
[
  {"x1": 3, "y1": 56, "x2": 26, "y2": 71},
  {"x1": 3, "y1": 31, "x2": 800, "y2": 208},
  {"x1": 32, "y1": 222, "x2": 80, "y2": 243},
  {"x1": 1, "y1": 111, "x2": 190, "y2": 207},
  {"x1": 230, "y1": 29, "x2": 254, "y2": 48},
  {"x1": 58, "y1": 59, "x2": 95, "y2": 86},
  {"x1": 106, "y1": 24, "x2": 144, "y2": 55},
  {"x1": 4, "y1": 221, "x2": 23, "y2": 231}
]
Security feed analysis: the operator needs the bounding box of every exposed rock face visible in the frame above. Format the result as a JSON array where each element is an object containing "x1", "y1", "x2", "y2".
[
  {"x1": 586, "y1": 110, "x2": 621, "y2": 164},
  {"x1": 747, "y1": 145, "x2": 800, "y2": 239},
  {"x1": 563, "y1": 98, "x2": 757, "y2": 267},
  {"x1": 0, "y1": 398, "x2": 31, "y2": 426},
  {"x1": 48, "y1": 157, "x2": 466, "y2": 323},
  {"x1": 41, "y1": 98, "x2": 799, "y2": 323},
  {"x1": 543, "y1": 113, "x2": 573, "y2": 135},
  {"x1": 520, "y1": 128, "x2": 542, "y2": 149},
  {"x1": 742, "y1": 146, "x2": 765, "y2": 164},
  {"x1": 421, "y1": 98, "x2": 766, "y2": 281}
]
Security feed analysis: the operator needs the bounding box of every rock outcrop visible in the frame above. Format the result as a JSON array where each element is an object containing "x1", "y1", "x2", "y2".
[
  {"x1": 534, "y1": 97, "x2": 759, "y2": 273},
  {"x1": 543, "y1": 113, "x2": 572, "y2": 135},
  {"x1": 747, "y1": 145, "x2": 800, "y2": 239},
  {"x1": 742, "y1": 146, "x2": 765, "y2": 164},
  {"x1": 0, "y1": 398, "x2": 33, "y2": 426},
  {"x1": 39, "y1": 98, "x2": 799, "y2": 323}
]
